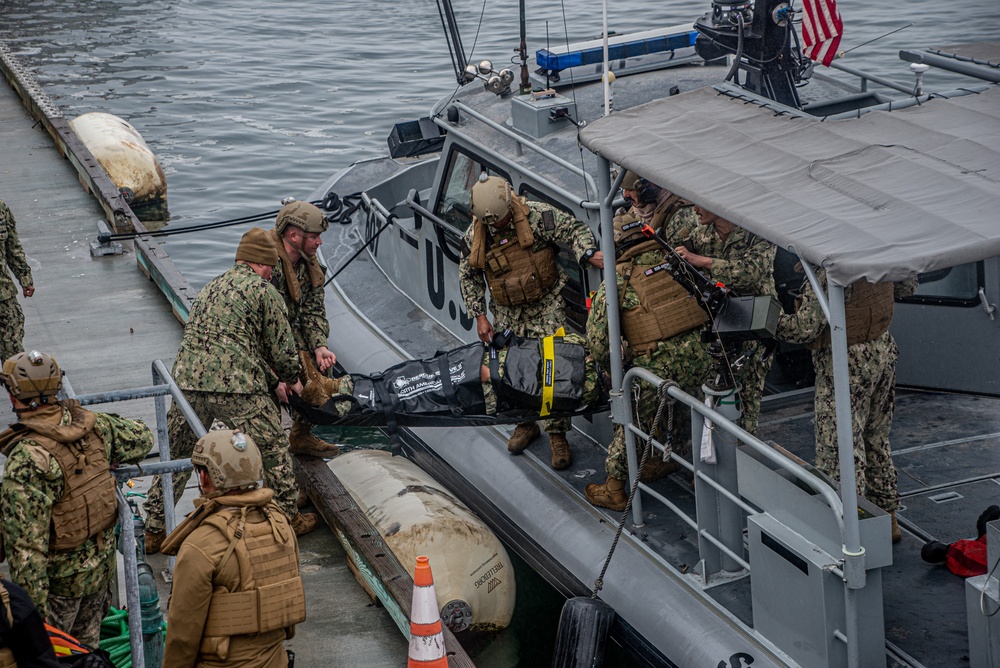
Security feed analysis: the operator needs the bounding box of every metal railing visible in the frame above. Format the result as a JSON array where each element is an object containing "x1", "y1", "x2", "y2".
[
  {"x1": 617, "y1": 366, "x2": 846, "y2": 583},
  {"x1": 63, "y1": 360, "x2": 205, "y2": 668}
]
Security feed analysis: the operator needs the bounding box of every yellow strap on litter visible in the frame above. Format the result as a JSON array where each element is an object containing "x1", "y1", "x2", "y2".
[{"x1": 539, "y1": 327, "x2": 564, "y2": 416}]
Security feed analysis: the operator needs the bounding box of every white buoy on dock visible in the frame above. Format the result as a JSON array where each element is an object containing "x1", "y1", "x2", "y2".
[
  {"x1": 329, "y1": 450, "x2": 515, "y2": 633},
  {"x1": 69, "y1": 111, "x2": 167, "y2": 220}
]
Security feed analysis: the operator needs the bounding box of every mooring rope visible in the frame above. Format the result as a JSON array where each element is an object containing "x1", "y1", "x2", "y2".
[
  {"x1": 591, "y1": 379, "x2": 678, "y2": 597},
  {"x1": 102, "y1": 190, "x2": 361, "y2": 241}
]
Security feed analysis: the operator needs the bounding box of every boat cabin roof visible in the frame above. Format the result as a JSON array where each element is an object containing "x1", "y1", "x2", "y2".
[{"x1": 579, "y1": 84, "x2": 1000, "y2": 285}]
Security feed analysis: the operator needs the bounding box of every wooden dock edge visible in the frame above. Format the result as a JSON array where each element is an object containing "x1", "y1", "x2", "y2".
[
  {"x1": 0, "y1": 40, "x2": 196, "y2": 323},
  {"x1": 293, "y1": 455, "x2": 477, "y2": 667}
]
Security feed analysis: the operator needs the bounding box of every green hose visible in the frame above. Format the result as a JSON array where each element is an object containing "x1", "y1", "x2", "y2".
[{"x1": 99, "y1": 606, "x2": 166, "y2": 668}]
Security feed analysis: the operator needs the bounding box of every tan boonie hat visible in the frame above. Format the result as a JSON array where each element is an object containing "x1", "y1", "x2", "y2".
[
  {"x1": 276, "y1": 200, "x2": 329, "y2": 234},
  {"x1": 235, "y1": 227, "x2": 279, "y2": 266}
]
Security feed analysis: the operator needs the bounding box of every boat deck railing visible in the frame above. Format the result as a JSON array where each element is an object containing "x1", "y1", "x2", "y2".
[
  {"x1": 619, "y1": 366, "x2": 847, "y2": 582},
  {"x1": 62, "y1": 360, "x2": 204, "y2": 668}
]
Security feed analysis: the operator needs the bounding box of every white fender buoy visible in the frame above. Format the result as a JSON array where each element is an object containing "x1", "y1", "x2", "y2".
[
  {"x1": 329, "y1": 450, "x2": 515, "y2": 633},
  {"x1": 68, "y1": 112, "x2": 168, "y2": 220}
]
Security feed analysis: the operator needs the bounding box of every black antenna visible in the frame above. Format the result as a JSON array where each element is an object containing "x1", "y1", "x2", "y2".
[
  {"x1": 545, "y1": 21, "x2": 551, "y2": 89},
  {"x1": 518, "y1": 0, "x2": 531, "y2": 93},
  {"x1": 436, "y1": 0, "x2": 469, "y2": 85}
]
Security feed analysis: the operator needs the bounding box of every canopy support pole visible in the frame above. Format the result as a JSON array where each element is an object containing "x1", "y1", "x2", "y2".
[{"x1": 827, "y1": 281, "x2": 865, "y2": 668}]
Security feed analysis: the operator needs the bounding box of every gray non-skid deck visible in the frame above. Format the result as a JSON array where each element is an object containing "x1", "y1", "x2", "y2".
[{"x1": 1, "y1": 64, "x2": 409, "y2": 666}]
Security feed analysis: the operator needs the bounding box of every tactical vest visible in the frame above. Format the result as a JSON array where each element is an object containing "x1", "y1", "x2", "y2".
[
  {"x1": 479, "y1": 203, "x2": 560, "y2": 308},
  {"x1": 12, "y1": 404, "x2": 118, "y2": 552},
  {"x1": 615, "y1": 194, "x2": 691, "y2": 256},
  {"x1": 201, "y1": 504, "x2": 306, "y2": 638},
  {"x1": 618, "y1": 257, "x2": 707, "y2": 355},
  {"x1": 810, "y1": 280, "x2": 894, "y2": 349},
  {"x1": 0, "y1": 582, "x2": 15, "y2": 668}
]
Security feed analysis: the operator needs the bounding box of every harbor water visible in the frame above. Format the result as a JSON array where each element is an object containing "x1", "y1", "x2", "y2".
[
  {"x1": 1, "y1": 0, "x2": 998, "y2": 665},
  {"x1": 2, "y1": 0, "x2": 996, "y2": 288}
]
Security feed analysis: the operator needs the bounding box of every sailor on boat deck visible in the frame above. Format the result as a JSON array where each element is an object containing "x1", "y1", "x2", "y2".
[
  {"x1": 679, "y1": 205, "x2": 777, "y2": 435},
  {"x1": 268, "y1": 200, "x2": 341, "y2": 459},
  {"x1": 585, "y1": 177, "x2": 710, "y2": 512},
  {"x1": 143, "y1": 227, "x2": 318, "y2": 556},
  {"x1": 459, "y1": 174, "x2": 603, "y2": 471},
  {"x1": 0, "y1": 200, "x2": 35, "y2": 363},
  {"x1": 776, "y1": 267, "x2": 919, "y2": 543}
]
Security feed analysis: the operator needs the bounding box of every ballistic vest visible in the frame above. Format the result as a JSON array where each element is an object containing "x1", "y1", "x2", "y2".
[
  {"x1": 480, "y1": 204, "x2": 559, "y2": 307},
  {"x1": 810, "y1": 280, "x2": 894, "y2": 349},
  {"x1": 201, "y1": 502, "x2": 306, "y2": 639},
  {"x1": 0, "y1": 582, "x2": 14, "y2": 668},
  {"x1": 3, "y1": 402, "x2": 117, "y2": 552},
  {"x1": 618, "y1": 255, "x2": 707, "y2": 355}
]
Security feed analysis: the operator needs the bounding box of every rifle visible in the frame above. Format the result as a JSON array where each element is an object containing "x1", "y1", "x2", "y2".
[{"x1": 637, "y1": 224, "x2": 780, "y2": 391}]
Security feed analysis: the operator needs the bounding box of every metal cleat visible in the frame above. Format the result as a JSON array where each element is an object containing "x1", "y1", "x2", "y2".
[{"x1": 91, "y1": 218, "x2": 124, "y2": 256}]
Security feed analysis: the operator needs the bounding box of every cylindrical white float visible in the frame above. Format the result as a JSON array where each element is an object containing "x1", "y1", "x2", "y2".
[
  {"x1": 329, "y1": 450, "x2": 516, "y2": 633},
  {"x1": 69, "y1": 111, "x2": 168, "y2": 220}
]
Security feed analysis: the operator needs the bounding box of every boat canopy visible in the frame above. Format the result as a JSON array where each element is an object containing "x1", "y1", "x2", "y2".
[{"x1": 578, "y1": 85, "x2": 1000, "y2": 286}]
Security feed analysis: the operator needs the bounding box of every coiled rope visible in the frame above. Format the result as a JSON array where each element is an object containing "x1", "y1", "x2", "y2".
[{"x1": 99, "y1": 606, "x2": 166, "y2": 668}]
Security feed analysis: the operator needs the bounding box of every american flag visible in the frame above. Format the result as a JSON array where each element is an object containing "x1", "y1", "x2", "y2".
[{"x1": 800, "y1": 0, "x2": 843, "y2": 67}]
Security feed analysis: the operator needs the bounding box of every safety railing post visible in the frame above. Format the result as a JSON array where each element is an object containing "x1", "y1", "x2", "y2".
[{"x1": 116, "y1": 488, "x2": 146, "y2": 668}]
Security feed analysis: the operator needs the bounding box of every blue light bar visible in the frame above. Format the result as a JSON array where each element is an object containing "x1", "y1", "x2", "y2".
[{"x1": 536, "y1": 30, "x2": 699, "y2": 72}]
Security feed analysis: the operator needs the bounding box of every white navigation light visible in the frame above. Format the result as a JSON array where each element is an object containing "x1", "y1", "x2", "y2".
[{"x1": 478, "y1": 60, "x2": 494, "y2": 75}]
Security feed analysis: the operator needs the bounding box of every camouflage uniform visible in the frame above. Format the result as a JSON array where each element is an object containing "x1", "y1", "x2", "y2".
[
  {"x1": 586, "y1": 205, "x2": 709, "y2": 481},
  {"x1": 776, "y1": 270, "x2": 917, "y2": 512},
  {"x1": 685, "y1": 224, "x2": 777, "y2": 434},
  {"x1": 0, "y1": 403, "x2": 152, "y2": 646},
  {"x1": 269, "y1": 231, "x2": 328, "y2": 353},
  {"x1": 144, "y1": 263, "x2": 303, "y2": 531},
  {"x1": 588, "y1": 267, "x2": 714, "y2": 480},
  {"x1": 0, "y1": 201, "x2": 33, "y2": 363},
  {"x1": 459, "y1": 201, "x2": 598, "y2": 436}
]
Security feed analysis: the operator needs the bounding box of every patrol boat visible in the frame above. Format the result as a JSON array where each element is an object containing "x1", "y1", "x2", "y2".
[{"x1": 307, "y1": 1, "x2": 1000, "y2": 664}]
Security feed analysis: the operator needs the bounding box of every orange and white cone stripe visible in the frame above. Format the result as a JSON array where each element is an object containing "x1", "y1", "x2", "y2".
[{"x1": 408, "y1": 555, "x2": 448, "y2": 667}]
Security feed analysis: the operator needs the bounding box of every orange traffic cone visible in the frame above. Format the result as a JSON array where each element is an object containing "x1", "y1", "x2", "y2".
[{"x1": 408, "y1": 555, "x2": 448, "y2": 667}]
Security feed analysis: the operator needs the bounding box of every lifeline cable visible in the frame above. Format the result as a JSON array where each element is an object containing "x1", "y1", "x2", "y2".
[{"x1": 324, "y1": 210, "x2": 396, "y2": 286}]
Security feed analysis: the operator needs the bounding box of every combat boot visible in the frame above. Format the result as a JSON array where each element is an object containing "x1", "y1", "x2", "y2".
[
  {"x1": 507, "y1": 423, "x2": 540, "y2": 454},
  {"x1": 549, "y1": 432, "x2": 572, "y2": 470},
  {"x1": 639, "y1": 456, "x2": 681, "y2": 483},
  {"x1": 585, "y1": 477, "x2": 628, "y2": 512},
  {"x1": 290, "y1": 511, "x2": 319, "y2": 536},
  {"x1": 890, "y1": 511, "x2": 901, "y2": 544},
  {"x1": 144, "y1": 530, "x2": 166, "y2": 556},
  {"x1": 297, "y1": 489, "x2": 311, "y2": 509},
  {"x1": 289, "y1": 421, "x2": 341, "y2": 458}
]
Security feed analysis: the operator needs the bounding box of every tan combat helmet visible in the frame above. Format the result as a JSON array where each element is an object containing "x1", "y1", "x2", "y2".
[
  {"x1": 470, "y1": 175, "x2": 513, "y2": 226},
  {"x1": 275, "y1": 200, "x2": 329, "y2": 235},
  {"x1": 0, "y1": 350, "x2": 63, "y2": 405},
  {"x1": 191, "y1": 429, "x2": 263, "y2": 492}
]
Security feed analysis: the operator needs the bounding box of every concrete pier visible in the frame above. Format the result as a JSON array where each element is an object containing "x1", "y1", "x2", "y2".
[{"x1": 1, "y1": 46, "x2": 407, "y2": 665}]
